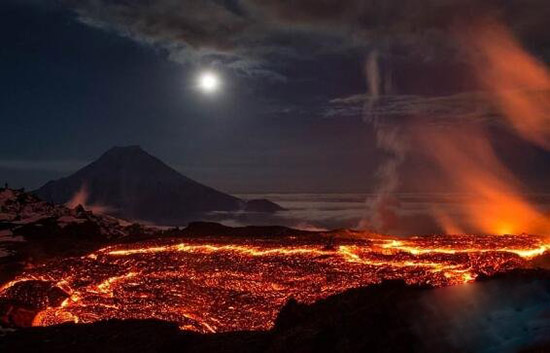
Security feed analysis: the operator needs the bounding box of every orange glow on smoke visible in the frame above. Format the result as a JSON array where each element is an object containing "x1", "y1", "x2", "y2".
[
  {"x1": 66, "y1": 184, "x2": 112, "y2": 214},
  {"x1": 422, "y1": 127, "x2": 549, "y2": 235},
  {"x1": 1, "y1": 233, "x2": 548, "y2": 333},
  {"x1": 464, "y1": 20, "x2": 550, "y2": 151},
  {"x1": 410, "y1": 19, "x2": 550, "y2": 236}
]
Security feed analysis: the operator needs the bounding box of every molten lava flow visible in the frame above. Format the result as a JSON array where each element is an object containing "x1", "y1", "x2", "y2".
[{"x1": 1, "y1": 233, "x2": 547, "y2": 333}]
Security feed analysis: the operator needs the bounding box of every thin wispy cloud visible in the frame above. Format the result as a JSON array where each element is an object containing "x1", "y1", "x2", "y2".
[{"x1": 325, "y1": 91, "x2": 498, "y2": 125}]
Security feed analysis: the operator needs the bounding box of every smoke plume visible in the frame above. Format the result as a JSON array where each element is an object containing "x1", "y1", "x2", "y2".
[
  {"x1": 66, "y1": 184, "x2": 112, "y2": 215},
  {"x1": 359, "y1": 51, "x2": 407, "y2": 233}
]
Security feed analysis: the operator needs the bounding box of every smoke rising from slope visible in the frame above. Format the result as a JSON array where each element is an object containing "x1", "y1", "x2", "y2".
[
  {"x1": 418, "y1": 20, "x2": 550, "y2": 235},
  {"x1": 361, "y1": 18, "x2": 550, "y2": 235},
  {"x1": 416, "y1": 125, "x2": 550, "y2": 235},
  {"x1": 359, "y1": 51, "x2": 407, "y2": 232},
  {"x1": 66, "y1": 185, "x2": 113, "y2": 215}
]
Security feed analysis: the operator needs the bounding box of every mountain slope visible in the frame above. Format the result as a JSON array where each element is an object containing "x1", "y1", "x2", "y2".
[{"x1": 34, "y1": 146, "x2": 282, "y2": 224}]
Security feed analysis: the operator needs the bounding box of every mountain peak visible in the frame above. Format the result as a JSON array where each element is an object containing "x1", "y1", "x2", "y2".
[
  {"x1": 94, "y1": 145, "x2": 163, "y2": 169},
  {"x1": 35, "y1": 146, "x2": 283, "y2": 225},
  {"x1": 101, "y1": 145, "x2": 147, "y2": 157}
]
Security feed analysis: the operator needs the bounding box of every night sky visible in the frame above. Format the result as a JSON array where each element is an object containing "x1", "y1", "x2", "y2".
[{"x1": 1, "y1": 0, "x2": 549, "y2": 195}]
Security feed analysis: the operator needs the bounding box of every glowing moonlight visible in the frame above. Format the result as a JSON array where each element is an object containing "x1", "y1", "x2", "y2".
[{"x1": 197, "y1": 71, "x2": 220, "y2": 93}]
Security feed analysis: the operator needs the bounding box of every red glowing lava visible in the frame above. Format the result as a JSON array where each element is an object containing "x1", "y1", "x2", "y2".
[{"x1": 1, "y1": 233, "x2": 547, "y2": 333}]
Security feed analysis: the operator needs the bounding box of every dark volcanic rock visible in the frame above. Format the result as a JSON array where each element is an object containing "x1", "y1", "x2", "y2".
[
  {"x1": 0, "y1": 319, "x2": 181, "y2": 353},
  {"x1": 0, "y1": 300, "x2": 38, "y2": 328},
  {"x1": 13, "y1": 217, "x2": 103, "y2": 240},
  {"x1": 34, "y1": 146, "x2": 282, "y2": 225},
  {"x1": 268, "y1": 281, "x2": 426, "y2": 353},
  {"x1": 0, "y1": 188, "x2": 130, "y2": 241},
  {"x1": 182, "y1": 221, "x2": 311, "y2": 238},
  {"x1": 0, "y1": 280, "x2": 69, "y2": 327},
  {"x1": 3, "y1": 280, "x2": 68, "y2": 310}
]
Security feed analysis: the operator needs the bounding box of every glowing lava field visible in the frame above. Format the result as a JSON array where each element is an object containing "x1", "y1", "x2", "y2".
[{"x1": 1, "y1": 233, "x2": 548, "y2": 333}]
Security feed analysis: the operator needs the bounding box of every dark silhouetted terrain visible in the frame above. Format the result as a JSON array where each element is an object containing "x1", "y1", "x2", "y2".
[{"x1": 35, "y1": 146, "x2": 283, "y2": 225}]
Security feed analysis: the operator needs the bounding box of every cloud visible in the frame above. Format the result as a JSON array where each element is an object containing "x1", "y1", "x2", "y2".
[
  {"x1": 325, "y1": 91, "x2": 501, "y2": 125},
  {"x1": 60, "y1": 0, "x2": 550, "y2": 82},
  {"x1": 67, "y1": 0, "x2": 249, "y2": 49},
  {"x1": 63, "y1": 0, "x2": 281, "y2": 79},
  {"x1": 62, "y1": 0, "x2": 345, "y2": 81},
  {"x1": 247, "y1": 0, "x2": 550, "y2": 40}
]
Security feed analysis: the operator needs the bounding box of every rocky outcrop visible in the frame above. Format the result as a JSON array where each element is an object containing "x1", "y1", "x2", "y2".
[
  {"x1": 0, "y1": 188, "x2": 130, "y2": 240},
  {"x1": 0, "y1": 188, "x2": 152, "y2": 285}
]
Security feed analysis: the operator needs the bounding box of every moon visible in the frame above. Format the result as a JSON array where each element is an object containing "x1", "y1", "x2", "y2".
[{"x1": 197, "y1": 71, "x2": 220, "y2": 94}]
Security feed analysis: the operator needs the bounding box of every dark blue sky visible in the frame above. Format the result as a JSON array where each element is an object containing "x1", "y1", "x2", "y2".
[{"x1": 1, "y1": 0, "x2": 548, "y2": 194}]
